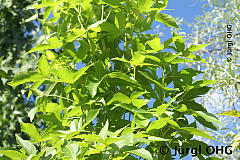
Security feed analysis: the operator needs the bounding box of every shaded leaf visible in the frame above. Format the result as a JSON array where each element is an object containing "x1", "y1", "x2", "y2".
[
  {"x1": 15, "y1": 134, "x2": 37, "y2": 155},
  {"x1": 127, "y1": 148, "x2": 153, "y2": 160},
  {"x1": 81, "y1": 109, "x2": 99, "y2": 130},
  {"x1": 62, "y1": 143, "x2": 79, "y2": 159}
]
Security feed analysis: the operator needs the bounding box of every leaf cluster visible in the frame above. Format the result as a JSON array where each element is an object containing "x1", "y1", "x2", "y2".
[{"x1": 2, "y1": 0, "x2": 221, "y2": 159}]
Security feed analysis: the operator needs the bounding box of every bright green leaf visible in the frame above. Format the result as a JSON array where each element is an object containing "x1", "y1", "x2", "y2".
[
  {"x1": 107, "y1": 93, "x2": 131, "y2": 105},
  {"x1": 217, "y1": 110, "x2": 240, "y2": 117},
  {"x1": 20, "y1": 123, "x2": 41, "y2": 142},
  {"x1": 146, "y1": 38, "x2": 162, "y2": 51},
  {"x1": 99, "y1": 120, "x2": 109, "y2": 140},
  {"x1": 146, "y1": 119, "x2": 169, "y2": 132},
  {"x1": 37, "y1": 56, "x2": 49, "y2": 76},
  {"x1": 8, "y1": 71, "x2": 45, "y2": 86},
  {"x1": 0, "y1": 149, "x2": 27, "y2": 160},
  {"x1": 155, "y1": 13, "x2": 180, "y2": 28}
]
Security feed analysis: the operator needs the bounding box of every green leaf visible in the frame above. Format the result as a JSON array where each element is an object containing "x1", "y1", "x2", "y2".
[
  {"x1": 20, "y1": 123, "x2": 41, "y2": 142},
  {"x1": 62, "y1": 42, "x2": 76, "y2": 58},
  {"x1": 138, "y1": 70, "x2": 173, "y2": 91},
  {"x1": 0, "y1": 69, "x2": 10, "y2": 79},
  {"x1": 26, "y1": 36, "x2": 62, "y2": 55},
  {"x1": 171, "y1": 58, "x2": 196, "y2": 64},
  {"x1": 138, "y1": 0, "x2": 154, "y2": 12},
  {"x1": 15, "y1": 134, "x2": 37, "y2": 155},
  {"x1": 193, "y1": 79, "x2": 216, "y2": 87},
  {"x1": 98, "y1": 0, "x2": 122, "y2": 7},
  {"x1": 130, "y1": 91, "x2": 148, "y2": 99},
  {"x1": 175, "y1": 38, "x2": 185, "y2": 52},
  {"x1": 25, "y1": 44, "x2": 52, "y2": 54},
  {"x1": 184, "y1": 54, "x2": 206, "y2": 63},
  {"x1": 162, "y1": 52, "x2": 181, "y2": 62},
  {"x1": 162, "y1": 36, "x2": 183, "y2": 49},
  {"x1": 74, "y1": 134, "x2": 101, "y2": 141},
  {"x1": 157, "y1": 104, "x2": 168, "y2": 116},
  {"x1": 179, "y1": 127, "x2": 217, "y2": 140},
  {"x1": 81, "y1": 109, "x2": 99, "y2": 130},
  {"x1": 37, "y1": 56, "x2": 49, "y2": 76},
  {"x1": 67, "y1": 106, "x2": 83, "y2": 118},
  {"x1": 88, "y1": 19, "x2": 106, "y2": 30},
  {"x1": 107, "y1": 93, "x2": 131, "y2": 105},
  {"x1": 127, "y1": 148, "x2": 153, "y2": 160},
  {"x1": 157, "y1": 92, "x2": 183, "y2": 115},
  {"x1": 8, "y1": 71, "x2": 45, "y2": 86},
  {"x1": 135, "y1": 113, "x2": 151, "y2": 128},
  {"x1": 34, "y1": 0, "x2": 59, "y2": 9},
  {"x1": 117, "y1": 104, "x2": 153, "y2": 114},
  {"x1": 146, "y1": 118, "x2": 169, "y2": 132},
  {"x1": 132, "y1": 99, "x2": 149, "y2": 109},
  {"x1": 43, "y1": 6, "x2": 52, "y2": 24},
  {"x1": 115, "y1": 11, "x2": 126, "y2": 30},
  {"x1": 183, "y1": 43, "x2": 213, "y2": 56},
  {"x1": 86, "y1": 75, "x2": 105, "y2": 98},
  {"x1": 62, "y1": 143, "x2": 79, "y2": 159},
  {"x1": 111, "y1": 126, "x2": 128, "y2": 138},
  {"x1": 153, "y1": 0, "x2": 168, "y2": 9},
  {"x1": 54, "y1": 68, "x2": 75, "y2": 83},
  {"x1": 182, "y1": 86, "x2": 211, "y2": 100},
  {"x1": 28, "y1": 107, "x2": 38, "y2": 122},
  {"x1": 108, "y1": 72, "x2": 139, "y2": 85},
  {"x1": 131, "y1": 53, "x2": 146, "y2": 65},
  {"x1": 65, "y1": 28, "x2": 85, "y2": 42},
  {"x1": 206, "y1": 157, "x2": 224, "y2": 160},
  {"x1": 105, "y1": 137, "x2": 122, "y2": 145},
  {"x1": 180, "y1": 101, "x2": 207, "y2": 112},
  {"x1": 187, "y1": 44, "x2": 211, "y2": 52},
  {"x1": 0, "y1": 149, "x2": 27, "y2": 160},
  {"x1": 100, "y1": 22, "x2": 119, "y2": 35},
  {"x1": 46, "y1": 103, "x2": 61, "y2": 118},
  {"x1": 0, "y1": 56, "x2": 3, "y2": 65},
  {"x1": 113, "y1": 56, "x2": 153, "y2": 66},
  {"x1": 217, "y1": 110, "x2": 240, "y2": 117},
  {"x1": 146, "y1": 38, "x2": 162, "y2": 51},
  {"x1": 99, "y1": 120, "x2": 108, "y2": 140},
  {"x1": 31, "y1": 151, "x2": 46, "y2": 160},
  {"x1": 195, "y1": 111, "x2": 221, "y2": 125},
  {"x1": 155, "y1": 13, "x2": 180, "y2": 28}
]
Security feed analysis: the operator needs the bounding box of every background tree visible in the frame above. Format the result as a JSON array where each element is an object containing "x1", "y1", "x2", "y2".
[
  {"x1": 0, "y1": 0, "x2": 42, "y2": 147},
  {"x1": 166, "y1": 0, "x2": 240, "y2": 159}
]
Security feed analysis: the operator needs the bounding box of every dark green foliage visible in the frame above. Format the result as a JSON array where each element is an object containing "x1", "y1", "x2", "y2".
[{"x1": 0, "y1": 0, "x2": 41, "y2": 147}]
